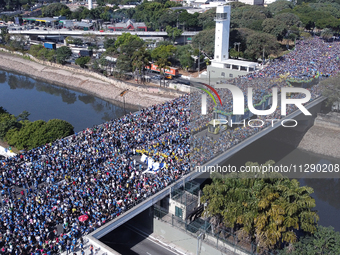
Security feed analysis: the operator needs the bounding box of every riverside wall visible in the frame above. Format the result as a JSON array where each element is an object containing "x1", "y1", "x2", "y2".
[
  {"x1": 0, "y1": 48, "x2": 187, "y2": 108},
  {"x1": 298, "y1": 112, "x2": 340, "y2": 159}
]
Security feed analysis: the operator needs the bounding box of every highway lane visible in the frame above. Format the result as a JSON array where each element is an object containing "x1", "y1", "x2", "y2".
[{"x1": 99, "y1": 225, "x2": 180, "y2": 255}]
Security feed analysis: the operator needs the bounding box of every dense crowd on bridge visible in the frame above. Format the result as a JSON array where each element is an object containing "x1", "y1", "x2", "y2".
[
  {"x1": 0, "y1": 98, "x2": 190, "y2": 254},
  {"x1": 0, "y1": 37, "x2": 338, "y2": 254}
]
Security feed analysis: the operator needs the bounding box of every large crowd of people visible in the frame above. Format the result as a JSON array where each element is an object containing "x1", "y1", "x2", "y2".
[
  {"x1": 0, "y1": 37, "x2": 338, "y2": 254},
  {"x1": 0, "y1": 98, "x2": 190, "y2": 254}
]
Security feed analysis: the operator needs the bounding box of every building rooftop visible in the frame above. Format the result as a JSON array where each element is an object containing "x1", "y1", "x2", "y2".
[{"x1": 212, "y1": 59, "x2": 259, "y2": 67}]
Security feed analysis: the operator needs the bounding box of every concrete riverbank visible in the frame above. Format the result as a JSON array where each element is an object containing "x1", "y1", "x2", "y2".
[
  {"x1": 0, "y1": 50, "x2": 183, "y2": 108},
  {"x1": 298, "y1": 112, "x2": 340, "y2": 159}
]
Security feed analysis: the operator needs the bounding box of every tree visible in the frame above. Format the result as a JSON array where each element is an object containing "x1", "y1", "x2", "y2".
[
  {"x1": 201, "y1": 161, "x2": 319, "y2": 252},
  {"x1": 321, "y1": 28, "x2": 334, "y2": 40},
  {"x1": 245, "y1": 32, "x2": 280, "y2": 61},
  {"x1": 176, "y1": 45, "x2": 194, "y2": 71},
  {"x1": 178, "y1": 11, "x2": 199, "y2": 30},
  {"x1": 155, "y1": 57, "x2": 170, "y2": 87},
  {"x1": 41, "y1": 3, "x2": 71, "y2": 18},
  {"x1": 280, "y1": 226, "x2": 340, "y2": 255},
  {"x1": 151, "y1": 44, "x2": 175, "y2": 86},
  {"x1": 75, "y1": 56, "x2": 91, "y2": 68},
  {"x1": 192, "y1": 28, "x2": 215, "y2": 58},
  {"x1": 231, "y1": 5, "x2": 270, "y2": 29},
  {"x1": 198, "y1": 8, "x2": 216, "y2": 30},
  {"x1": 267, "y1": 0, "x2": 293, "y2": 15},
  {"x1": 165, "y1": 25, "x2": 182, "y2": 43},
  {"x1": 56, "y1": 46, "x2": 72, "y2": 65},
  {"x1": 274, "y1": 13, "x2": 301, "y2": 28},
  {"x1": 132, "y1": 47, "x2": 151, "y2": 84},
  {"x1": 5, "y1": 118, "x2": 74, "y2": 151},
  {"x1": 29, "y1": 44, "x2": 44, "y2": 58},
  {"x1": 0, "y1": 27, "x2": 8, "y2": 43},
  {"x1": 104, "y1": 37, "x2": 116, "y2": 49},
  {"x1": 262, "y1": 18, "x2": 287, "y2": 41},
  {"x1": 115, "y1": 33, "x2": 144, "y2": 50},
  {"x1": 151, "y1": 44, "x2": 176, "y2": 61},
  {"x1": 320, "y1": 73, "x2": 340, "y2": 107}
]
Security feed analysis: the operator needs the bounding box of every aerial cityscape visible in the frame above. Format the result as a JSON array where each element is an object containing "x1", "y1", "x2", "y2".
[{"x1": 0, "y1": 0, "x2": 340, "y2": 254}]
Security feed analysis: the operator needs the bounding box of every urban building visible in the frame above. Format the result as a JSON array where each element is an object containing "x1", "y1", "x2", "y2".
[{"x1": 201, "y1": 5, "x2": 259, "y2": 80}]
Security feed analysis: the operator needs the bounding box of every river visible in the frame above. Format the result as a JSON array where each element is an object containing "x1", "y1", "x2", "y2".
[
  {"x1": 0, "y1": 69, "x2": 137, "y2": 132},
  {"x1": 1, "y1": 69, "x2": 340, "y2": 231}
]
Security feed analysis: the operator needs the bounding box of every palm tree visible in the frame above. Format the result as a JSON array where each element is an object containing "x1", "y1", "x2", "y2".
[
  {"x1": 201, "y1": 163, "x2": 319, "y2": 253},
  {"x1": 155, "y1": 57, "x2": 171, "y2": 87},
  {"x1": 132, "y1": 47, "x2": 151, "y2": 84}
]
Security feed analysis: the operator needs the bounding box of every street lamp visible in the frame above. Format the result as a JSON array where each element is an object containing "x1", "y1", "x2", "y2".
[
  {"x1": 119, "y1": 89, "x2": 129, "y2": 115},
  {"x1": 197, "y1": 232, "x2": 204, "y2": 255}
]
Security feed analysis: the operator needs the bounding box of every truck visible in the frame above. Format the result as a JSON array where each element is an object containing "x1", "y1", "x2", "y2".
[{"x1": 43, "y1": 42, "x2": 56, "y2": 50}]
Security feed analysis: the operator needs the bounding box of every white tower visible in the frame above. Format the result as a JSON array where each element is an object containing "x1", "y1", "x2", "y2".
[
  {"x1": 88, "y1": 0, "x2": 93, "y2": 10},
  {"x1": 214, "y1": 5, "x2": 231, "y2": 62}
]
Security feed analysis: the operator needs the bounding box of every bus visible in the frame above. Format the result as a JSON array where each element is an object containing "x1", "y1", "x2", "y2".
[{"x1": 207, "y1": 119, "x2": 228, "y2": 135}]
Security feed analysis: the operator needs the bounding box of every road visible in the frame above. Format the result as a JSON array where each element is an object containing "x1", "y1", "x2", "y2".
[{"x1": 99, "y1": 225, "x2": 180, "y2": 255}]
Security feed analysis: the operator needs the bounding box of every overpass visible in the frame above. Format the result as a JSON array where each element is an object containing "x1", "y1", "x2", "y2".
[
  {"x1": 87, "y1": 95, "x2": 326, "y2": 252},
  {"x1": 8, "y1": 29, "x2": 199, "y2": 43}
]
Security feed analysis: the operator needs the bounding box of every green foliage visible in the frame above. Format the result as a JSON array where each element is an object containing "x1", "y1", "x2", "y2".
[
  {"x1": 231, "y1": 5, "x2": 270, "y2": 29},
  {"x1": 29, "y1": 44, "x2": 44, "y2": 58},
  {"x1": 75, "y1": 56, "x2": 91, "y2": 68},
  {"x1": 197, "y1": 8, "x2": 216, "y2": 30},
  {"x1": 115, "y1": 33, "x2": 145, "y2": 74},
  {"x1": 155, "y1": 57, "x2": 171, "y2": 86},
  {"x1": 132, "y1": 46, "x2": 151, "y2": 83},
  {"x1": 132, "y1": 1, "x2": 182, "y2": 30},
  {"x1": 178, "y1": 11, "x2": 200, "y2": 30},
  {"x1": 320, "y1": 73, "x2": 340, "y2": 106},
  {"x1": 176, "y1": 45, "x2": 194, "y2": 71},
  {"x1": 4, "y1": 117, "x2": 74, "y2": 151},
  {"x1": 267, "y1": 0, "x2": 293, "y2": 15},
  {"x1": 151, "y1": 44, "x2": 176, "y2": 60},
  {"x1": 192, "y1": 28, "x2": 215, "y2": 58},
  {"x1": 262, "y1": 18, "x2": 287, "y2": 41},
  {"x1": 115, "y1": 33, "x2": 144, "y2": 50},
  {"x1": 65, "y1": 36, "x2": 83, "y2": 46},
  {"x1": 245, "y1": 32, "x2": 279, "y2": 60},
  {"x1": 0, "y1": 111, "x2": 19, "y2": 139},
  {"x1": 202, "y1": 161, "x2": 319, "y2": 252},
  {"x1": 41, "y1": 3, "x2": 72, "y2": 18},
  {"x1": 280, "y1": 226, "x2": 340, "y2": 255},
  {"x1": 165, "y1": 26, "x2": 182, "y2": 42},
  {"x1": 56, "y1": 46, "x2": 72, "y2": 65},
  {"x1": 0, "y1": 27, "x2": 8, "y2": 43},
  {"x1": 104, "y1": 38, "x2": 116, "y2": 49}
]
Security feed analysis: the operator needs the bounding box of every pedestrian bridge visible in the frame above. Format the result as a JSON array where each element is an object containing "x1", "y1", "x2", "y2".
[{"x1": 87, "y1": 96, "x2": 326, "y2": 252}]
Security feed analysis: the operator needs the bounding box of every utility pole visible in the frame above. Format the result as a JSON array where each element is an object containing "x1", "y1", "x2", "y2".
[
  {"x1": 208, "y1": 71, "x2": 210, "y2": 86},
  {"x1": 262, "y1": 47, "x2": 265, "y2": 68},
  {"x1": 198, "y1": 43, "x2": 200, "y2": 77},
  {"x1": 197, "y1": 232, "x2": 204, "y2": 255}
]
